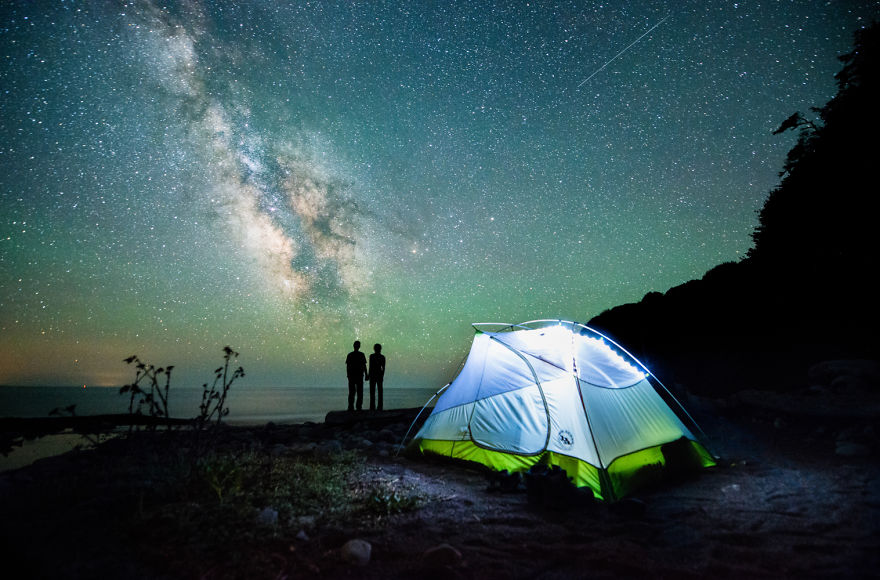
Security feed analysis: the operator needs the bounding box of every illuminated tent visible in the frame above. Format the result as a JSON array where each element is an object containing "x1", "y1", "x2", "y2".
[{"x1": 409, "y1": 320, "x2": 715, "y2": 501}]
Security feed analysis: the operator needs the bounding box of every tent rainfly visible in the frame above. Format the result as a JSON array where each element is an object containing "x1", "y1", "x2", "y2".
[{"x1": 408, "y1": 320, "x2": 715, "y2": 501}]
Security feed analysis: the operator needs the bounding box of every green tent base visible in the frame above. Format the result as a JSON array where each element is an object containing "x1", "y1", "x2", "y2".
[{"x1": 413, "y1": 437, "x2": 715, "y2": 502}]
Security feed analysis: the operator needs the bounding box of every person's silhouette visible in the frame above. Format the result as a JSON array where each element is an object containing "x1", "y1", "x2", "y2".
[
  {"x1": 369, "y1": 343, "x2": 386, "y2": 411},
  {"x1": 345, "y1": 341, "x2": 368, "y2": 412}
]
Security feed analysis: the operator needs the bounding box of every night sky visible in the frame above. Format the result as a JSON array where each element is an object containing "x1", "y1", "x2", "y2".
[{"x1": 2, "y1": 1, "x2": 877, "y2": 389}]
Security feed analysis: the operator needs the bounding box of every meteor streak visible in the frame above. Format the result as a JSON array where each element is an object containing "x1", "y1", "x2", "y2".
[{"x1": 577, "y1": 15, "x2": 670, "y2": 88}]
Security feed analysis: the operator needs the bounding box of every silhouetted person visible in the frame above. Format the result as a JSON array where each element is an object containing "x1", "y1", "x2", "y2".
[
  {"x1": 345, "y1": 341, "x2": 367, "y2": 411},
  {"x1": 369, "y1": 343, "x2": 386, "y2": 411}
]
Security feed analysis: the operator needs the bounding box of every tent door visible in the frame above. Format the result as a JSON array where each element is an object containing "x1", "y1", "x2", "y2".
[{"x1": 468, "y1": 338, "x2": 550, "y2": 455}]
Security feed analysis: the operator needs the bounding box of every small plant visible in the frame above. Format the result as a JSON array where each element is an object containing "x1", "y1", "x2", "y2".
[
  {"x1": 198, "y1": 455, "x2": 244, "y2": 504},
  {"x1": 366, "y1": 482, "x2": 421, "y2": 515},
  {"x1": 197, "y1": 346, "x2": 245, "y2": 428},
  {"x1": 120, "y1": 356, "x2": 174, "y2": 432}
]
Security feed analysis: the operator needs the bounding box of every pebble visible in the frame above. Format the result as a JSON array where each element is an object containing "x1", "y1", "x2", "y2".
[
  {"x1": 422, "y1": 543, "x2": 462, "y2": 566},
  {"x1": 256, "y1": 507, "x2": 278, "y2": 526},
  {"x1": 317, "y1": 440, "x2": 343, "y2": 455},
  {"x1": 341, "y1": 539, "x2": 371, "y2": 565},
  {"x1": 377, "y1": 429, "x2": 397, "y2": 443},
  {"x1": 291, "y1": 514, "x2": 316, "y2": 530}
]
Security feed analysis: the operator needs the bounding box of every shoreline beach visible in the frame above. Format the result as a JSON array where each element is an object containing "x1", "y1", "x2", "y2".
[{"x1": 1, "y1": 390, "x2": 877, "y2": 578}]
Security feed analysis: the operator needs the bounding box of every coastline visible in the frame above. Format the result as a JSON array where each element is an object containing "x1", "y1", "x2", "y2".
[
  {"x1": 0, "y1": 385, "x2": 438, "y2": 472},
  {"x1": 0, "y1": 432, "x2": 89, "y2": 473},
  {"x1": 1, "y1": 397, "x2": 878, "y2": 578},
  {"x1": 0, "y1": 407, "x2": 429, "y2": 473}
]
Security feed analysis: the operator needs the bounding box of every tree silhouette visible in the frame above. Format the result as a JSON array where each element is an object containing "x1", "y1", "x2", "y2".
[
  {"x1": 750, "y1": 22, "x2": 879, "y2": 272},
  {"x1": 590, "y1": 23, "x2": 880, "y2": 393}
]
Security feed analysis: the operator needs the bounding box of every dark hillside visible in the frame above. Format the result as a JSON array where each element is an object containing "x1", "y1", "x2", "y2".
[{"x1": 589, "y1": 23, "x2": 880, "y2": 395}]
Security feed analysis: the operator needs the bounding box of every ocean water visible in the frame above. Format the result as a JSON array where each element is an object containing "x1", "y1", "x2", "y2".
[{"x1": 0, "y1": 385, "x2": 440, "y2": 425}]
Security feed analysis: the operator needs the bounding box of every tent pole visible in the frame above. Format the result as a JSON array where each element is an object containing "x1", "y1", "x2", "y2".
[
  {"x1": 395, "y1": 383, "x2": 450, "y2": 456},
  {"x1": 576, "y1": 321, "x2": 715, "y2": 456},
  {"x1": 488, "y1": 334, "x2": 552, "y2": 452},
  {"x1": 649, "y1": 375, "x2": 714, "y2": 455},
  {"x1": 562, "y1": 320, "x2": 612, "y2": 499}
]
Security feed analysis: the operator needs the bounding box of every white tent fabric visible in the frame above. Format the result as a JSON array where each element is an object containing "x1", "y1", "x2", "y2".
[{"x1": 413, "y1": 320, "x2": 707, "y2": 488}]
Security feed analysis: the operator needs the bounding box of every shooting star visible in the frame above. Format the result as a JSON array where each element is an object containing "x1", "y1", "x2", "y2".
[{"x1": 577, "y1": 14, "x2": 671, "y2": 88}]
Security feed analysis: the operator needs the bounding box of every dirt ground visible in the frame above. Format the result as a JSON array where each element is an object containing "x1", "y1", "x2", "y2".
[
  {"x1": 315, "y1": 406, "x2": 879, "y2": 579},
  {"x1": 1, "y1": 394, "x2": 878, "y2": 579}
]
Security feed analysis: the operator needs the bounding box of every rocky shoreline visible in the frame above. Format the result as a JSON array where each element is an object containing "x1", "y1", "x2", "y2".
[{"x1": 1, "y1": 364, "x2": 879, "y2": 579}]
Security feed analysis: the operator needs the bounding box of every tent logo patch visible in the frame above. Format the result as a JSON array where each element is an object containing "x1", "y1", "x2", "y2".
[{"x1": 558, "y1": 430, "x2": 574, "y2": 448}]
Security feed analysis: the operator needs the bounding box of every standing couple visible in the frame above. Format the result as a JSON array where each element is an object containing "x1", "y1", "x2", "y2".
[{"x1": 345, "y1": 341, "x2": 385, "y2": 412}]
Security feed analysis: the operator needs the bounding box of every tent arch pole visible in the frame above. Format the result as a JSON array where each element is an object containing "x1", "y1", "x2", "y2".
[
  {"x1": 563, "y1": 321, "x2": 608, "y2": 473},
  {"x1": 524, "y1": 319, "x2": 713, "y2": 454},
  {"x1": 575, "y1": 322, "x2": 713, "y2": 451},
  {"x1": 466, "y1": 334, "x2": 552, "y2": 454},
  {"x1": 398, "y1": 342, "x2": 473, "y2": 456},
  {"x1": 396, "y1": 383, "x2": 451, "y2": 456},
  {"x1": 464, "y1": 330, "x2": 492, "y2": 448}
]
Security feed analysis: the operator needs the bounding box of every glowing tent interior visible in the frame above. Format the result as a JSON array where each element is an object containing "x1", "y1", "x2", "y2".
[{"x1": 409, "y1": 320, "x2": 716, "y2": 501}]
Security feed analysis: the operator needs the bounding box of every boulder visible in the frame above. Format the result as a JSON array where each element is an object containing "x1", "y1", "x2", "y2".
[
  {"x1": 830, "y1": 374, "x2": 874, "y2": 395},
  {"x1": 808, "y1": 360, "x2": 880, "y2": 388}
]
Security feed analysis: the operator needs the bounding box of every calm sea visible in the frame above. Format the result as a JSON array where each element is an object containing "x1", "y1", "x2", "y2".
[{"x1": 0, "y1": 385, "x2": 440, "y2": 425}]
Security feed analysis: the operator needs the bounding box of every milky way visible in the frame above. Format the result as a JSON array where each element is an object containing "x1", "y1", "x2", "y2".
[{"x1": 1, "y1": 1, "x2": 877, "y2": 388}]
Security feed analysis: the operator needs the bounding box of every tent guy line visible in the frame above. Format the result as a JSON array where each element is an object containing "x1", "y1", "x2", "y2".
[{"x1": 577, "y1": 14, "x2": 671, "y2": 88}]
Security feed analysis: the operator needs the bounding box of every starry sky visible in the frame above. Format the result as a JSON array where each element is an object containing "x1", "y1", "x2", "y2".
[{"x1": 1, "y1": 1, "x2": 877, "y2": 390}]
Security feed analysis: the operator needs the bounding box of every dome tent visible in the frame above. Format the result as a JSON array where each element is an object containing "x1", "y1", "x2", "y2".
[{"x1": 409, "y1": 320, "x2": 715, "y2": 501}]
